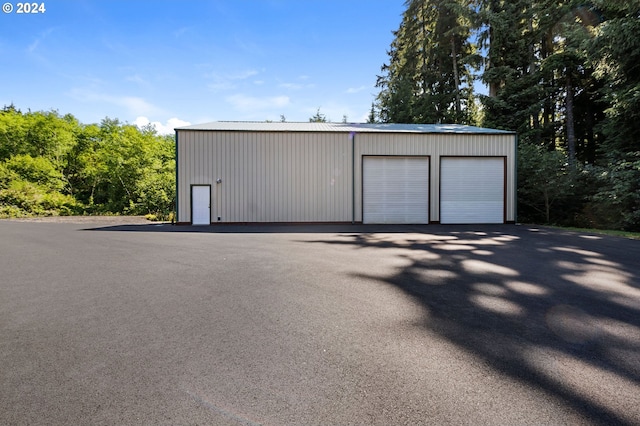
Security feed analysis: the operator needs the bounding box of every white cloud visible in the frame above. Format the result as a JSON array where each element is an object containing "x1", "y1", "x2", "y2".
[
  {"x1": 27, "y1": 27, "x2": 56, "y2": 53},
  {"x1": 275, "y1": 75, "x2": 315, "y2": 91},
  {"x1": 346, "y1": 86, "x2": 367, "y2": 94},
  {"x1": 118, "y1": 96, "x2": 163, "y2": 117},
  {"x1": 134, "y1": 116, "x2": 152, "y2": 128},
  {"x1": 234, "y1": 37, "x2": 263, "y2": 55},
  {"x1": 134, "y1": 116, "x2": 191, "y2": 135},
  {"x1": 232, "y1": 70, "x2": 259, "y2": 80},
  {"x1": 279, "y1": 83, "x2": 303, "y2": 90},
  {"x1": 207, "y1": 69, "x2": 261, "y2": 92},
  {"x1": 278, "y1": 82, "x2": 315, "y2": 90},
  {"x1": 125, "y1": 74, "x2": 150, "y2": 86},
  {"x1": 120, "y1": 97, "x2": 157, "y2": 115},
  {"x1": 226, "y1": 94, "x2": 290, "y2": 111},
  {"x1": 68, "y1": 88, "x2": 164, "y2": 117},
  {"x1": 208, "y1": 79, "x2": 235, "y2": 91}
]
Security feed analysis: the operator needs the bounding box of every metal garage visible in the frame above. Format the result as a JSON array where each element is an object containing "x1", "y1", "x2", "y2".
[{"x1": 174, "y1": 122, "x2": 517, "y2": 225}]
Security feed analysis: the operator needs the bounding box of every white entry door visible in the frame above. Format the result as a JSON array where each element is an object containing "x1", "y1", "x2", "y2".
[{"x1": 191, "y1": 185, "x2": 211, "y2": 225}]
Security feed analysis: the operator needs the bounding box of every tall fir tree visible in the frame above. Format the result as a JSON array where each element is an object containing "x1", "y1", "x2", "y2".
[{"x1": 376, "y1": 0, "x2": 480, "y2": 124}]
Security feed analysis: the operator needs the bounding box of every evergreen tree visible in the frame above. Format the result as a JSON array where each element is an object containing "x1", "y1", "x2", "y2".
[
  {"x1": 585, "y1": 0, "x2": 640, "y2": 230},
  {"x1": 309, "y1": 108, "x2": 328, "y2": 123},
  {"x1": 376, "y1": 0, "x2": 480, "y2": 124},
  {"x1": 367, "y1": 103, "x2": 377, "y2": 123},
  {"x1": 374, "y1": 0, "x2": 638, "y2": 229}
]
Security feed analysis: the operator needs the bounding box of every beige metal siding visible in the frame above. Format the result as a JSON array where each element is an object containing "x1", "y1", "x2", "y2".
[
  {"x1": 354, "y1": 133, "x2": 516, "y2": 223},
  {"x1": 177, "y1": 130, "x2": 352, "y2": 222},
  {"x1": 177, "y1": 129, "x2": 516, "y2": 224}
]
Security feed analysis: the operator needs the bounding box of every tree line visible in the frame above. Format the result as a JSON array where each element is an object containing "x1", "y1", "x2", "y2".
[
  {"x1": 0, "y1": 105, "x2": 175, "y2": 220},
  {"x1": 374, "y1": 0, "x2": 640, "y2": 231}
]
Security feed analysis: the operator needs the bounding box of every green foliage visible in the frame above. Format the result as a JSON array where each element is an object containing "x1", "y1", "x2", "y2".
[
  {"x1": 376, "y1": 0, "x2": 480, "y2": 125},
  {"x1": 366, "y1": 103, "x2": 377, "y2": 123},
  {"x1": 0, "y1": 179, "x2": 82, "y2": 217},
  {"x1": 0, "y1": 162, "x2": 18, "y2": 190},
  {"x1": 374, "y1": 0, "x2": 639, "y2": 230},
  {"x1": 0, "y1": 108, "x2": 77, "y2": 165},
  {"x1": 0, "y1": 107, "x2": 176, "y2": 219},
  {"x1": 586, "y1": 152, "x2": 640, "y2": 231},
  {"x1": 4, "y1": 155, "x2": 65, "y2": 191},
  {"x1": 582, "y1": 2, "x2": 640, "y2": 230},
  {"x1": 517, "y1": 143, "x2": 581, "y2": 224},
  {"x1": 309, "y1": 108, "x2": 327, "y2": 123},
  {"x1": 588, "y1": 10, "x2": 640, "y2": 154}
]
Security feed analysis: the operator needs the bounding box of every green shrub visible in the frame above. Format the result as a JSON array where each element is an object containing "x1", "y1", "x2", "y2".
[
  {"x1": 4, "y1": 154, "x2": 65, "y2": 191},
  {"x1": 0, "y1": 204, "x2": 26, "y2": 218},
  {"x1": 0, "y1": 179, "x2": 82, "y2": 216},
  {"x1": 589, "y1": 153, "x2": 640, "y2": 231},
  {"x1": 0, "y1": 162, "x2": 18, "y2": 190}
]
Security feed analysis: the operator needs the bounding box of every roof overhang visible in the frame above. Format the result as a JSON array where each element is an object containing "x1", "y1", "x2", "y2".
[{"x1": 175, "y1": 121, "x2": 515, "y2": 135}]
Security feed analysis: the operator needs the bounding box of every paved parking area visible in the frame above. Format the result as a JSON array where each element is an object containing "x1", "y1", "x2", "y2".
[{"x1": 1, "y1": 220, "x2": 639, "y2": 425}]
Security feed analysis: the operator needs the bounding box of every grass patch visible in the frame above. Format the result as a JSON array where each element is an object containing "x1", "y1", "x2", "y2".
[{"x1": 547, "y1": 225, "x2": 640, "y2": 240}]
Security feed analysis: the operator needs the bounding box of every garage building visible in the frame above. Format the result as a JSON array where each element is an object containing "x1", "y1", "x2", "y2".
[{"x1": 174, "y1": 122, "x2": 516, "y2": 225}]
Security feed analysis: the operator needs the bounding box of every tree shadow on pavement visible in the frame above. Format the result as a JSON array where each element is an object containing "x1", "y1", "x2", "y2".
[{"x1": 307, "y1": 226, "x2": 640, "y2": 425}]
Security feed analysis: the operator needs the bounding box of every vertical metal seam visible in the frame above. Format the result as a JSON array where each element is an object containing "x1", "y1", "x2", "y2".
[
  {"x1": 351, "y1": 132, "x2": 355, "y2": 224},
  {"x1": 514, "y1": 134, "x2": 518, "y2": 223},
  {"x1": 174, "y1": 130, "x2": 179, "y2": 223}
]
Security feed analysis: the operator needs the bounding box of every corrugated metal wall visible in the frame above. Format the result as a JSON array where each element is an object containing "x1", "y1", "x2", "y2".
[
  {"x1": 177, "y1": 130, "x2": 516, "y2": 224},
  {"x1": 354, "y1": 133, "x2": 516, "y2": 223},
  {"x1": 177, "y1": 131, "x2": 352, "y2": 223}
]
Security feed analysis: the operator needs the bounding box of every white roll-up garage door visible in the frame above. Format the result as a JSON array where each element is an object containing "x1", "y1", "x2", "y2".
[
  {"x1": 363, "y1": 156, "x2": 429, "y2": 224},
  {"x1": 440, "y1": 157, "x2": 504, "y2": 224}
]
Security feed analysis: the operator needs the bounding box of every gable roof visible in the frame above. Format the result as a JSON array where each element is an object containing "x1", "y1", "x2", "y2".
[{"x1": 175, "y1": 121, "x2": 515, "y2": 135}]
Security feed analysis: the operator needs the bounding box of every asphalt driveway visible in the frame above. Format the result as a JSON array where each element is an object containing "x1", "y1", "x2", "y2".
[{"x1": 1, "y1": 220, "x2": 639, "y2": 425}]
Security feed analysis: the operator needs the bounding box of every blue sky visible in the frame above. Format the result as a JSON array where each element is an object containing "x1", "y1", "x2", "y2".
[{"x1": 1, "y1": 1, "x2": 406, "y2": 133}]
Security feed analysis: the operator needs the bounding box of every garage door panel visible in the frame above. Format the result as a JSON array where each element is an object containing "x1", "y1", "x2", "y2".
[
  {"x1": 363, "y1": 157, "x2": 429, "y2": 224},
  {"x1": 440, "y1": 201, "x2": 503, "y2": 222},
  {"x1": 441, "y1": 158, "x2": 504, "y2": 224}
]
